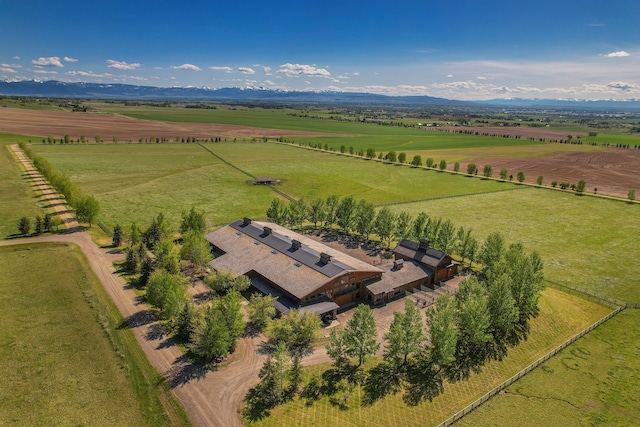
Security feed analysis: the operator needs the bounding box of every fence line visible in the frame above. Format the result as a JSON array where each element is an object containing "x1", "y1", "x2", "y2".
[
  {"x1": 435, "y1": 305, "x2": 624, "y2": 427},
  {"x1": 546, "y1": 281, "x2": 638, "y2": 309}
]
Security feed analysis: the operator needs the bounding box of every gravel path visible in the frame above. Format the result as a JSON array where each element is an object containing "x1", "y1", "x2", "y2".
[{"x1": 5, "y1": 144, "x2": 268, "y2": 427}]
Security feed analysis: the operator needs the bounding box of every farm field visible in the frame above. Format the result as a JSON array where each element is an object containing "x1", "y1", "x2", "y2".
[
  {"x1": 0, "y1": 139, "x2": 44, "y2": 238},
  {"x1": 28, "y1": 142, "x2": 513, "y2": 229},
  {"x1": 387, "y1": 188, "x2": 640, "y2": 304},
  {"x1": 0, "y1": 243, "x2": 187, "y2": 426},
  {"x1": 246, "y1": 288, "x2": 613, "y2": 427},
  {"x1": 1, "y1": 105, "x2": 639, "y2": 426},
  {"x1": 457, "y1": 309, "x2": 640, "y2": 427}
]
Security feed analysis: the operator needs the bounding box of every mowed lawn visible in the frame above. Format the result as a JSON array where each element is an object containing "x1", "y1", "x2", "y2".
[
  {"x1": 457, "y1": 308, "x2": 640, "y2": 427},
  {"x1": 0, "y1": 139, "x2": 44, "y2": 238},
  {"x1": 387, "y1": 188, "x2": 640, "y2": 304},
  {"x1": 0, "y1": 243, "x2": 185, "y2": 426},
  {"x1": 29, "y1": 142, "x2": 514, "y2": 229},
  {"x1": 247, "y1": 288, "x2": 612, "y2": 427}
]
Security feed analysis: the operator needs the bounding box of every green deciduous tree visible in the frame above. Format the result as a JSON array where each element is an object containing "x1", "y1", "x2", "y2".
[
  {"x1": 395, "y1": 211, "x2": 412, "y2": 241},
  {"x1": 221, "y1": 289, "x2": 245, "y2": 352},
  {"x1": 536, "y1": 175, "x2": 544, "y2": 186},
  {"x1": 517, "y1": 170, "x2": 525, "y2": 183},
  {"x1": 153, "y1": 238, "x2": 180, "y2": 274},
  {"x1": 487, "y1": 273, "x2": 519, "y2": 356},
  {"x1": 205, "y1": 270, "x2": 250, "y2": 293},
  {"x1": 190, "y1": 303, "x2": 231, "y2": 362},
  {"x1": 326, "y1": 329, "x2": 351, "y2": 375},
  {"x1": 266, "y1": 198, "x2": 288, "y2": 225},
  {"x1": 576, "y1": 179, "x2": 587, "y2": 194},
  {"x1": 483, "y1": 164, "x2": 492, "y2": 178},
  {"x1": 439, "y1": 159, "x2": 447, "y2": 171},
  {"x1": 343, "y1": 304, "x2": 379, "y2": 366},
  {"x1": 426, "y1": 294, "x2": 458, "y2": 372},
  {"x1": 466, "y1": 163, "x2": 477, "y2": 175},
  {"x1": 479, "y1": 232, "x2": 506, "y2": 279},
  {"x1": 267, "y1": 309, "x2": 321, "y2": 351},
  {"x1": 336, "y1": 195, "x2": 357, "y2": 234},
  {"x1": 247, "y1": 293, "x2": 277, "y2": 331},
  {"x1": 412, "y1": 212, "x2": 428, "y2": 241},
  {"x1": 384, "y1": 299, "x2": 424, "y2": 370},
  {"x1": 454, "y1": 162, "x2": 460, "y2": 172},
  {"x1": 355, "y1": 199, "x2": 376, "y2": 240},
  {"x1": 374, "y1": 206, "x2": 396, "y2": 247},
  {"x1": 324, "y1": 195, "x2": 339, "y2": 229},
  {"x1": 398, "y1": 152, "x2": 407, "y2": 163},
  {"x1": 411, "y1": 155, "x2": 422, "y2": 166},
  {"x1": 629, "y1": 188, "x2": 637, "y2": 201},
  {"x1": 287, "y1": 198, "x2": 307, "y2": 231},
  {"x1": 500, "y1": 167, "x2": 508, "y2": 180},
  {"x1": 180, "y1": 229, "x2": 213, "y2": 272},
  {"x1": 307, "y1": 198, "x2": 326, "y2": 228},
  {"x1": 75, "y1": 195, "x2": 100, "y2": 226},
  {"x1": 180, "y1": 206, "x2": 206, "y2": 233}
]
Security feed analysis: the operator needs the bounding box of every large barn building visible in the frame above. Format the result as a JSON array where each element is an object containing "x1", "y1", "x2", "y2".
[{"x1": 206, "y1": 219, "x2": 458, "y2": 317}]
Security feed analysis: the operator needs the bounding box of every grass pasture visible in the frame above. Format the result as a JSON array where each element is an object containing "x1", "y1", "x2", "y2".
[
  {"x1": 0, "y1": 140, "x2": 44, "y2": 238},
  {"x1": 0, "y1": 243, "x2": 189, "y2": 426},
  {"x1": 387, "y1": 188, "x2": 640, "y2": 304},
  {"x1": 28, "y1": 142, "x2": 514, "y2": 229},
  {"x1": 246, "y1": 288, "x2": 613, "y2": 427},
  {"x1": 457, "y1": 308, "x2": 640, "y2": 427}
]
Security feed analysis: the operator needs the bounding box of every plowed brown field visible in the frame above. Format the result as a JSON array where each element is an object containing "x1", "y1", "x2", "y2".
[{"x1": 0, "y1": 107, "x2": 341, "y2": 140}]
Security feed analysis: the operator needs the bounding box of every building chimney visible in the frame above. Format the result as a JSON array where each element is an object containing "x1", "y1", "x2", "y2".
[
  {"x1": 242, "y1": 217, "x2": 251, "y2": 226},
  {"x1": 263, "y1": 226, "x2": 272, "y2": 236},
  {"x1": 394, "y1": 259, "x2": 404, "y2": 270},
  {"x1": 319, "y1": 252, "x2": 332, "y2": 265},
  {"x1": 291, "y1": 239, "x2": 301, "y2": 251},
  {"x1": 418, "y1": 238, "x2": 430, "y2": 251}
]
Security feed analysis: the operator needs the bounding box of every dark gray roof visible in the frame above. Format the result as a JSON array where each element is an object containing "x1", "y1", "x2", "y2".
[
  {"x1": 230, "y1": 219, "x2": 352, "y2": 278},
  {"x1": 394, "y1": 239, "x2": 449, "y2": 269}
]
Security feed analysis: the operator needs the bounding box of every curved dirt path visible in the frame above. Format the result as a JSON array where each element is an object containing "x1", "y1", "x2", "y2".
[{"x1": 5, "y1": 145, "x2": 268, "y2": 427}]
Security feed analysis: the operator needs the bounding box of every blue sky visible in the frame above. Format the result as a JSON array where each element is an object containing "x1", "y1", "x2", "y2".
[{"x1": 1, "y1": 0, "x2": 639, "y2": 100}]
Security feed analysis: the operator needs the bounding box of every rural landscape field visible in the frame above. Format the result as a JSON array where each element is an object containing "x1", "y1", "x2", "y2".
[{"x1": 0, "y1": 96, "x2": 639, "y2": 427}]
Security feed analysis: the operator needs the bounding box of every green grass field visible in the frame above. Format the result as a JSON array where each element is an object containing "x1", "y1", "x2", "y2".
[
  {"x1": 0, "y1": 140, "x2": 44, "y2": 238},
  {"x1": 28, "y1": 142, "x2": 515, "y2": 229},
  {"x1": 457, "y1": 308, "x2": 640, "y2": 427},
  {"x1": 246, "y1": 288, "x2": 612, "y2": 427},
  {"x1": 386, "y1": 188, "x2": 640, "y2": 304},
  {"x1": 0, "y1": 243, "x2": 190, "y2": 426}
]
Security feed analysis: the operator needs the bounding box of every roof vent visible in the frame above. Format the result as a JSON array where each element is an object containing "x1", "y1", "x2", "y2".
[
  {"x1": 291, "y1": 239, "x2": 301, "y2": 251},
  {"x1": 394, "y1": 259, "x2": 404, "y2": 270},
  {"x1": 263, "y1": 226, "x2": 272, "y2": 236},
  {"x1": 418, "y1": 238, "x2": 430, "y2": 251},
  {"x1": 243, "y1": 217, "x2": 252, "y2": 226},
  {"x1": 319, "y1": 252, "x2": 332, "y2": 265}
]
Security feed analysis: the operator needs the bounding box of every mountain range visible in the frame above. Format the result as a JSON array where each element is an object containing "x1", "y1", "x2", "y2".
[{"x1": 2, "y1": 79, "x2": 640, "y2": 111}]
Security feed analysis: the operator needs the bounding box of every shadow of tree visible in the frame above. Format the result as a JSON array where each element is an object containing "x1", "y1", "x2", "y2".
[
  {"x1": 118, "y1": 309, "x2": 155, "y2": 329},
  {"x1": 144, "y1": 323, "x2": 166, "y2": 341},
  {"x1": 402, "y1": 358, "x2": 443, "y2": 406},
  {"x1": 362, "y1": 362, "x2": 401, "y2": 406},
  {"x1": 165, "y1": 354, "x2": 209, "y2": 388}
]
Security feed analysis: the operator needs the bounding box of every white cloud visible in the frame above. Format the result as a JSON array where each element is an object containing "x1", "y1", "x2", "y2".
[
  {"x1": 209, "y1": 66, "x2": 233, "y2": 73},
  {"x1": 238, "y1": 67, "x2": 255, "y2": 74},
  {"x1": 0, "y1": 66, "x2": 17, "y2": 73},
  {"x1": 63, "y1": 56, "x2": 78, "y2": 63},
  {"x1": 605, "y1": 51, "x2": 630, "y2": 58},
  {"x1": 171, "y1": 63, "x2": 201, "y2": 71},
  {"x1": 32, "y1": 56, "x2": 63, "y2": 67},
  {"x1": 277, "y1": 63, "x2": 331, "y2": 78},
  {"x1": 13, "y1": 56, "x2": 20, "y2": 60},
  {"x1": 263, "y1": 66, "x2": 272, "y2": 74},
  {"x1": 67, "y1": 70, "x2": 115, "y2": 78},
  {"x1": 446, "y1": 74, "x2": 453, "y2": 78},
  {"x1": 32, "y1": 69, "x2": 58, "y2": 75},
  {"x1": 107, "y1": 59, "x2": 141, "y2": 70},
  {"x1": 262, "y1": 80, "x2": 276, "y2": 86},
  {"x1": 607, "y1": 81, "x2": 638, "y2": 91}
]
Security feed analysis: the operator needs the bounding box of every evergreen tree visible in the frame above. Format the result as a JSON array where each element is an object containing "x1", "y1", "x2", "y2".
[
  {"x1": 180, "y1": 206, "x2": 206, "y2": 234},
  {"x1": 112, "y1": 224, "x2": 122, "y2": 247}
]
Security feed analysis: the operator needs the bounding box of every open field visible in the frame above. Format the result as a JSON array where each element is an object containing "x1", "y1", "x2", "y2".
[
  {"x1": 387, "y1": 188, "x2": 640, "y2": 303},
  {"x1": 2, "y1": 104, "x2": 639, "y2": 426},
  {"x1": 0, "y1": 140, "x2": 44, "y2": 238},
  {"x1": 246, "y1": 288, "x2": 613, "y2": 427},
  {"x1": 28, "y1": 142, "x2": 512, "y2": 229},
  {"x1": 457, "y1": 308, "x2": 640, "y2": 427},
  {"x1": 0, "y1": 243, "x2": 188, "y2": 426}
]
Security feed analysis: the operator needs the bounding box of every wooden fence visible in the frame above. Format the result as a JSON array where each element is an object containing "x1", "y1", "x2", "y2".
[{"x1": 435, "y1": 305, "x2": 624, "y2": 427}]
